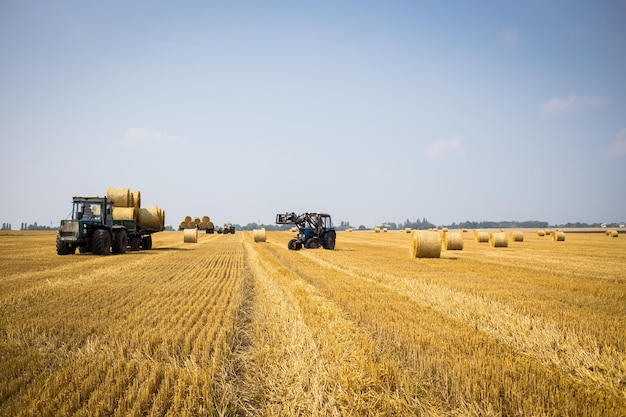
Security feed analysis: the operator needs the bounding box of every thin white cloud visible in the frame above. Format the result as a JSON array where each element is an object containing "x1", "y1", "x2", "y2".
[
  {"x1": 540, "y1": 94, "x2": 609, "y2": 117},
  {"x1": 501, "y1": 26, "x2": 520, "y2": 46},
  {"x1": 123, "y1": 127, "x2": 185, "y2": 149},
  {"x1": 426, "y1": 136, "x2": 464, "y2": 160},
  {"x1": 599, "y1": 128, "x2": 626, "y2": 159}
]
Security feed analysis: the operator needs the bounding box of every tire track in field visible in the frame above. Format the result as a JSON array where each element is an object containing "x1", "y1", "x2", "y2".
[{"x1": 239, "y1": 237, "x2": 436, "y2": 416}]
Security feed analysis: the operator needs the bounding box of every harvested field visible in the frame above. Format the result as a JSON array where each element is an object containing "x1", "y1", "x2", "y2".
[{"x1": 1, "y1": 230, "x2": 625, "y2": 416}]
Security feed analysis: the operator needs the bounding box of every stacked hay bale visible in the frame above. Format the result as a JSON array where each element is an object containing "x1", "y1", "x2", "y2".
[
  {"x1": 442, "y1": 230, "x2": 464, "y2": 251},
  {"x1": 410, "y1": 230, "x2": 441, "y2": 258},
  {"x1": 253, "y1": 228, "x2": 266, "y2": 243},
  {"x1": 179, "y1": 215, "x2": 213, "y2": 230},
  {"x1": 107, "y1": 187, "x2": 165, "y2": 231}
]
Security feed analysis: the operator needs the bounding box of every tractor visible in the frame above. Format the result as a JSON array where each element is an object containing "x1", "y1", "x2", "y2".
[
  {"x1": 56, "y1": 196, "x2": 157, "y2": 255},
  {"x1": 276, "y1": 212, "x2": 336, "y2": 250}
]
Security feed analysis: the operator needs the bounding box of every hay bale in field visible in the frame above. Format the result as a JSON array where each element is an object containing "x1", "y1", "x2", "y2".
[
  {"x1": 405, "y1": 228, "x2": 412, "y2": 233},
  {"x1": 608, "y1": 230, "x2": 619, "y2": 237},
  {"x1": 382, "y1": 228, "x2": 388, "y2": 232},
  {"x1": 474, "y1": 230, "x2": 489, "y2": 243},
  {"x1": 202, "y1": 216, "x2": 210, "y2": 223},
  {"x1": 374, "y1": 227, "x2": 381, "y2": 233},
  {"x1": 184, "y1": 215, "x2": 192, "y2": 223},
  {"x1": 112, "y1": 207, "x2": 137, "y2": 221},
  {"x1": 489, "y1": 232, "x2": 508, "y2": 248},
  {"x1": 552, "y1": 231, "x2": 565, "y2": 241},
  {"x1": 206, "y1": 221, "x2": 214, "y2": 230},
  {"x1": 184, "y1": 228, "x2": 198, "y2": 243},
  {"x1": 178, "y1": 221, "x2": 187, "y2": 230},
  {"x1": 199, "y1": 221, "x2": 208, "y2": 230},
  {"x1": 107, "y1": 187, "x2": 131, "y2": 207},
  {"x1": 138, "y1": 206, "x2": 165, "y2": 231},
  {"x1": 443, "y1": 231, "x2": 464, "y2": 250},
  {"x1": 290, "y1": 227, "x2": 297, "y2": 233},
  {"x1": 410, "y1": 230, "x2": 442, "y2": 258},
  {"x1": 253, "y1": 228, "x2": 266, "y2": 243},
  {"x1": 193, "y1": 217, "x2": 201, "y2": 225},
  {"x1": 347, "y1": 228, "x2": 353, "y2": 232},
  {"x1": 511, "y1": 231, "x2": 524, "y2": 242},
  {"x1": 130, "y1": 190, "x2": 141, "y2": 208},
  {"x1": 536, "y1": 229, "x2": 546, "y2": 236}
]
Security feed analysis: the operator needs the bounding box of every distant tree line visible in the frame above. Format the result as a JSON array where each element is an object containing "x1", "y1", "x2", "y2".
[
  {"x1": 1, "y1": 223, "x2": 12, "y2": 230},
  {"x1": 20, "y1": 222, "x2": 56, "y2": 230}
]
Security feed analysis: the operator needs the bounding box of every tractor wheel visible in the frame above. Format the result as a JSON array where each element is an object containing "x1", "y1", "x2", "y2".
[
  {"x1": 295, "y1": 241, "x2": 303, "y2": 250},
  {"x1": 92, "y1": 229, "x2": 111, "y2": 255},
  {"x1": 112, "y1": 229, "x2": 128, "y2": 254},
  {"x1": 141, "y1": 235, "x2": 152, "y2": 250},
  {"x1": 323, "y1": 231, "x2": 336, "y2": 250},
  {"x1": 130, "y1": 236, "x2": 141, "y2": 251},
  {"x1": 56, "y1": 235, "x2": 74, "y2": 255},
  {"x1": 288, "y1": 239, "x2": 298, "y2": 250},
  {"x1": 305, "y1": 238, "x2": 320, "y2": 249}
]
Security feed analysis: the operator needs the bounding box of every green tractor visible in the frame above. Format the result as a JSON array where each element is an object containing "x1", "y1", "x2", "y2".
[{"x1": 56, "y1": 196, "x2": 155, "y2": 255}]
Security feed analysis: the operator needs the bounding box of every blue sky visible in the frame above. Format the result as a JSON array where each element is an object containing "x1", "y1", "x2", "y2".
[{"x1": 1, "y1": 1, "x2": 625, "y2": 228}]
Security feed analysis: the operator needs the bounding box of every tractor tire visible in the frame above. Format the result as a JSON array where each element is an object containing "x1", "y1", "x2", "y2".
[
  {"x1": 130, "y1": 236, "x2": 141, "y2": 251},
  {"x1": 112, "y1": 229, "x2": 128, "y2": 254},
  {"x1": 56, "y1": 235, "x2": 74, "y2": 255},
  {"x1": 323, "y1": 231, "x2": 336, "y2": 250},
  {"x1": 92, "y1": 229, "x2": 111, "y2": 256},
  {"x1": 288, "y1": 239, "x2": 298, "y2": 250},
  {"x1": 295, "y1": 241, "x2": 303, "y2": 250},
  {"x1": 141, "y1": 235, "x2": 152, "y2": 250},
  {"x1": 305, "y1": 238, "x2": 320, "y2": 249}
]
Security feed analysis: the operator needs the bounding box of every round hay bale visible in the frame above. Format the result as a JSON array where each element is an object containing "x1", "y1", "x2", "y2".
[
  {"x1": 405, "y1": 228, "x2": 412, "y2": 233},
  {"x1": 474, "y1": 231, "x2": 489, "y2": 243},
  {"x1": 184, "y1": 228, "x2": 198, "y2": 243},
  {"x1": 552, "y1": 231, "x2": 566, "y2": 241},
  {"x1": 382, "y1": 228, "x2": 388, "y2": 232},
  {"x1": 536, "y1": 229, "x2": 546, "y2": 237},
  {"x1": 112, "y1": 207, "x2": 137, "y2": 221},
  {"x1": 138, "y1": 206, "x2": 164, "y2": 231},
  {"x1": 253, "y1": 228, "x2": 266, "y2": 243},
  {"x1": 178, "y1": 221, "x2": 186, "y2": 230},
  {"x1": 511, "y1": 231, "x2": 524, "y2": 242},
  {"x1": 130, "y1": 190, "x2": 141, "y2": 208},
  {"x1": 442, "y1": 228, "x2": 448, "y2": 233},
  {"x1": 489, "y1": 232, "x2": 508, "y2": 248},
  {"x1": 202, "y1": 216, "x2": 210, "y2": 223},
  {"x1": 184, "y1": 215, "x2": 192, "y2": 223},
  {"x1": 410, "y1": 230, "x2": 442, "y2": 258},
  {"x1": 206, "y1": 221, "x2": 214, "y2": 230},
  {"x1": 347, "y1": 228, "x2": 353, "y2": 232},
  {"x1": 290, "y1": 227, "x2": 297, "y2": 233},
  {"x1": 193, "y1": 217, "x2": 201, "y2": 225},
  {"x1": 183, "y1": 221, "x2": 196, "y2": 229},
  {"x1": 107, "y1": 187, "x2": 131, "y2": 207},
  {"x1": 608, "y1": 230, "x2": 619, "y2": 237},
  {"x1": 443, "y1": 231, "x2": 464, "y2": 250},
  {"x1": 374, "y1": 227, "x2": 381, "y2": 233},
  {"x1": 199, "y1": 221, "x2": 208, "y2": 230}
]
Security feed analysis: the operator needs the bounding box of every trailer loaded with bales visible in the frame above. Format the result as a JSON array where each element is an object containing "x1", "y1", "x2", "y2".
[{"x1": 56, "y1": 188, "x2": 165, "y2": 255}]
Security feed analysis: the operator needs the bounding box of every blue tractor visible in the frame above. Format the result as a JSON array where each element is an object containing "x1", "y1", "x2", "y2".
[{"x1": 276, "y1": 212, "x2": 336, "y2": 250}]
